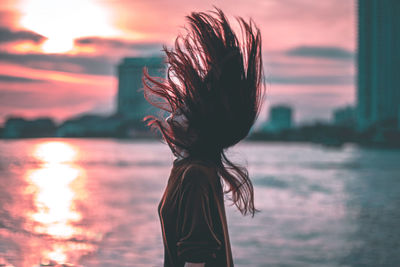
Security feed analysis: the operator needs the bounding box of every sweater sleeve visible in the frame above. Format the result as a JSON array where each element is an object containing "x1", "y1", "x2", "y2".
[{"x1": 176, "y1": 165, "x2": 222, "y2": 263}]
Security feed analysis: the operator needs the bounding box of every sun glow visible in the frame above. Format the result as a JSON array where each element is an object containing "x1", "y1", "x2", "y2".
[{"x1": 19, "y1": 0, "x2": 120, "y2": 53}]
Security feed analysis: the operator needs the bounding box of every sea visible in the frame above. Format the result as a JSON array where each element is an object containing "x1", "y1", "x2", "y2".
[{"x1": 0, "y1": 139, "x2": 399, "y2": 267}]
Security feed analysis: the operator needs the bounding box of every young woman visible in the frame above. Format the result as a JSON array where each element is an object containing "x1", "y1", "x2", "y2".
[{"x1": 142, "y1": 7, "x2": 265, "y2": 267}]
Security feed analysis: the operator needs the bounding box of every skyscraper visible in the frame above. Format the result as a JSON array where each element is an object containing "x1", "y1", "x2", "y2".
[
  {"x1": 357, "y1": 0, "x2": 400, "y2": 131},
  {"x1": 333, "y1": 106, "x2": 356, "y2": 128},
  {"x1": 117, "y1": 57, "x2": 166, "y2": 120},
  {"x1": 267, "y1": 105, "x2": 293, "y2": 133}
]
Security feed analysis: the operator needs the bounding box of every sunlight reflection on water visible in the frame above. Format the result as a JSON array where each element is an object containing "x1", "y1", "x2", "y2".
[{"x1": 23, "y1": 141, "x2": 96, "y2": 266}]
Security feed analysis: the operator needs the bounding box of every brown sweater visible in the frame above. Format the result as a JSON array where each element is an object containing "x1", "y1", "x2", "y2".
[{"x1": 158, "y1": 157, "x2": 234, "y2": 267}]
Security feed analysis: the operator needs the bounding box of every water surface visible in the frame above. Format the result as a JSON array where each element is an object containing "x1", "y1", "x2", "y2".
[{"x1": 0, "y1": 139, "x2": 399, "y2": 266}]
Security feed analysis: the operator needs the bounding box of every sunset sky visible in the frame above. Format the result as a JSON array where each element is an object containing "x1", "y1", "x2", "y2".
[{"x1": 0, "y1": 0, "x2": 356, "y2": 125}]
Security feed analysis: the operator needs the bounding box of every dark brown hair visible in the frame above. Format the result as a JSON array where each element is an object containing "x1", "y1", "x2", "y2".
[{"x1": 142, "y1": 7, "x2": 265, "y2": 216}]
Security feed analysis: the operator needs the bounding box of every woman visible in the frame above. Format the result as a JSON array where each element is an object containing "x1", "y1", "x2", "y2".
[{"x1": 142, "y1": 7, "x2": 265, "y2": 267}]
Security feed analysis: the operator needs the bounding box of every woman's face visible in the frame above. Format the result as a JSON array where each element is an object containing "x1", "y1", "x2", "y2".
[
  {"x1": 166, "y1": 106, "x2": 198, "y2": 155},
  {"x1": 166, "y1": 108, "x2": 188, "y2": 131}
]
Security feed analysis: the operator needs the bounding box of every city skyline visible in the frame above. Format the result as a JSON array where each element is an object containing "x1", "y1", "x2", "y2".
[{"x1": 0, "y1": 0, "x2": 356, "y2": 125}]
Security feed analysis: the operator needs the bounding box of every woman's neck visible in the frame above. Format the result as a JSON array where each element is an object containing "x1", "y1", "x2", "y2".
[{"x1": 174, "y1": 148, "x2": 189, "y2": 161}]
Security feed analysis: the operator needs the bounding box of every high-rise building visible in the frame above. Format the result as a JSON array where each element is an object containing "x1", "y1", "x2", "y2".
[
  {"x1": 267, "y1": 105, "x2": 293, "y2": 133},
  {"x1": 117, "y1": 57, "x2": 166, "y2": 120},
  {"x1": 333, "y1": 106, "x2": 356, "y2": 128},
  {"x1": 357, "y1": 0, "x2": 400, "y2": 131}
]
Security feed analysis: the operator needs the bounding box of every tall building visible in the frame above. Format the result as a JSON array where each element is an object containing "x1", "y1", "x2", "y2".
[
  {"x1": 267, "y1": 105, "x2": 293, "y2": 133},
  {"x1": 357, "y1": 0, "x2": 400, "y2": 131},
  {"x1": 117, "y1": 57, "x2": 166, "y2": 120},
  {"x1": 333, "y1": 106, "x2": 356, "y2": 128}
]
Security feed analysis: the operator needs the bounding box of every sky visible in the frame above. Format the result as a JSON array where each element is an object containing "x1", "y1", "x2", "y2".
[{"x1": 0, "y1": 0, "x2": 356, "y2": 125}]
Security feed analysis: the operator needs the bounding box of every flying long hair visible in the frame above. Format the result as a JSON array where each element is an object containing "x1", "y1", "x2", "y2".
[{"x1": 142, "y1": 7, "x2": 265, "y2": 216}]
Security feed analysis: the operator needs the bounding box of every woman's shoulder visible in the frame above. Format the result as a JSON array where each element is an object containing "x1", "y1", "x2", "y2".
[
  {"x1": 174, "y1": 157, "x2": 214, "y2": 170},
  {"x1": 176, "y1": 158, "x2": 219, "y2": 186}
]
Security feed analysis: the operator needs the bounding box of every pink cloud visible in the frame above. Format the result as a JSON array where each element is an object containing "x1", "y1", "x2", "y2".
[
  {"x1": 106, "y1": 0, "x2": 356, "y2": 51},
  {"x1": 0, "y1": 63, "x2": 116, "y2": 124}
]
